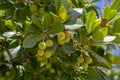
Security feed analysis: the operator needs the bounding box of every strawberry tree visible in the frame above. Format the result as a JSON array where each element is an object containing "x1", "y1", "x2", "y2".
[{"x1": 0, "y1": 0, "x2": 120, "y2": 80}]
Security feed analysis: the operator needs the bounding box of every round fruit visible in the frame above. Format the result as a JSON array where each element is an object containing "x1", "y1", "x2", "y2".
[
  {"x1": 65, "y1": 30, "x2": 71, "y2": 37},
  {"x1": 46, "y1": 63, "x2": 52, "y2": 69},
  {"x1": 58, "y1": 40, "x2": 65, "y2": 45},
  {"x1": 38, "y1": 42, "x2": 46, "y2": 50},
  {"x1": 85, "y1": 57, "x2": 93, "y2": 64},
  {"x1": 37, "y1": 49, "x2": 44, "y2": 56},
  {"x1": 77, "y1": 56, "x2": 84, "y2": 63},
  {"x1": 64, "y1": 37, "x2": 70, "y2": 43},
  {"x1": 41, "y1": 60, "x2": 48, "y2": 66},
  {"x1": 29, "y1": 4, "x2": 38, "y2": 13},
  {"x1": 44, "y1": 50, "x2": 52, "y2": 58},
  {"x1": 50, "y1": 68, "x2": 55, "y2": 73},
  {"x1": 6, "y1": 71, "x2": 10, "y2": 76},
  {"x1": 57, "y1": 32, "x2": 66, "y2": 40},
  {"x1": 37, "y1": 56, "x2": 45, "y2": 61},
  {"x1": 46, "y1": 40, "x2": 53, "y2": 47},
  {"x1": 82, "y1": 63, "x2": 88, "y2": 69}
]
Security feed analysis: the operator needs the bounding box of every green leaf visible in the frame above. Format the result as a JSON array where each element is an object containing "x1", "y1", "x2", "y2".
[
  {"x1": 65, "y1": 19, "x2": 83, "y2": 30},
  {"x1": 0, "y1": 1, "x2": 13, "y2": 10},
  {"x1": 15, "y1": 8, "x2": 27, "y2": 23},
  {"x1": 59, "y1": 5, "x2": 68, "y2": 22},
  {"x1": 92, "y1": 27, "x2": 108, "y2": 41},
  {"x1": 107, "y1": 10, "x2": 118, "y2": 22},
  {"x1": 31, "y1": 15, "x2": 43, "y2": 30},
  {"x1": 60, "y1": 62, "x2": 74, "y2": 74},
  {"x1": 113, "y1": 56, "x2": 120, "y2": 65},
  {"x1": 24, "y1": 73, "x2": 33, "y2": 80},
  {"x1": 104, "y1": 53, "x2": 115, "y2": 63},
  {"x1": 110, "y1": 0, "x2": 120, "y2": 9},
  {"x1": 37, "y1": 74, "x2": 46, "y2": 80},
  {"x1": 42, "y1": 13, "x2": 52, "y2": 28},
  {"x1": 50, "y1": 12, "x2": 61, "y2": 23},
  {"x1": 61, "y1": 41, "x2": 75, "y2": 53},
  {"x1": 86, "y1": 10, "x2": 96, "y2": 33},
  {"x1": 111, "y1": 17, "x2": 120, "y2": 33},
  {"x1": 86, "y1": 68, "x2": 103, "y2": 80},
  {"x1": 103, "y1": 6, "x2": 110, "y2": 19},
  {"x1": 90, "y1": 52, "x2": 112, "y2": 69},
  {"x1": 23, "y1": 34, "x2": 41, "y2": 48},
  {"x1": 112, "y1": 33, "x2": 120, "y2": 43},
  {"x1": 49, "y1": 22, "x2": 64, "y2": 34},
  {"x1": 23, "y1": 64, "x2": 34, "y2": 73}
]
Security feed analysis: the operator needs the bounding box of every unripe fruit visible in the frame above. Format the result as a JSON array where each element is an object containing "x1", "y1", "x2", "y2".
[
  {"x1": 58, "y1": 40, "x2": 65, "y2": 45},
  {"x1": 41, "y1": 60, "x2": 48, "y2": 66},
  {"x1": 38, "y1": 42, "x2": 46, "y2": 50},
  {"x1": 50, "y1": 68, "x2": 55, "y2": 73},
  {"x1": 37, "y1": 49, "x2": 44, "y2": 56},
  {"x1": 82, "y1": 63, "x2": 88, "y2": 69},
  {"x1": 37, "y1": 56, "x2": 45, "y2": 61},
  {"x1": 57, "y1": 32, "x2": 66, "y2": 40},
  {"x1": 46, "y1": 63, "x2": 52, "y2": 69},
  {"x1": 6, "y1": 71, "x2": 10, "y2": 76},
  {"x1": 64, "y1": 37, "x2": 70, "y2": 43},
  {"x1": 77, "y1": 56, "x2": 84, "y2": 63},
  {"x1": 29, "y1": 4, "x2": 38, "y2": 13},
  {"x1": 45, "y1": 50, "x2": 52, "y2": 58},
  {"x1": 46, "y1": 40, "x2": 53, "y2": 47},
  {"x1": 85, "y1": 57, "x2": 93, "y2": 64}
]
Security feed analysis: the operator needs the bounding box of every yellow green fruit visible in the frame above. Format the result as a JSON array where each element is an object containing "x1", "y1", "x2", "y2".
[
  {"x1": 50, "y1": 68, "x2": 55, "y2": 73},
  {"x1": 46, "y1": 40, "x2": 53, "y2": 47},
  {"x1": 38, "y1": 42, "x2": 46, "y2": 50},
  {"x1": 6, "y1": 71, "x2": 10, "y2": 76},
  {"x1": 37, "y1": 56, "x2": 45, "y2": 61},
  {"x1": 64, "y1": 37, "x2": 70, "y2": 43},
  {"x1": 77, "y1": 56, "x2": 84, "y2": 63},
  {"x1": 85, "y1": 57, "x2": 93, "y2": 64},
  {"x1": 45, "y1": 50, "x2": 52, "y2": 58},
  {"x1": 58, "y1": 40, "x2": 65, "y2": 45},
  {"x1": 82, "y1": 63, "x2": 88, "y2": 69},
  {"x1": 46, "y1": 63, "x2": 52, "y2": 69},
  {"x1": 37, "y1": 49, "x2": 44, "y2": 56},
  {"x1": 29, "y1": 4, "x2": 38, "y2": 13},
  {"x1": 57, "y1": 32, "x2": 66, "y2": 40},
  {"x1": 41, "y1": 60, "x2": 48, "y2": 66}
]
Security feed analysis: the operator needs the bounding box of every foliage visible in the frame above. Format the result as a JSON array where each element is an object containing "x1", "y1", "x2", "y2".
[{"x1": 0, "y1": 0, "x2": 120, "y2": 80}]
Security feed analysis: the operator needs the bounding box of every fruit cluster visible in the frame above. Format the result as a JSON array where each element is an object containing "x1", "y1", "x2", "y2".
[
  {"x1": 77, "y1": 55, "x2": 93, "y2": 69},
  {"x1": 57, "y1": 30, "x2": 71, "y2": 45},
  {"x1": 37, "y1": 40, "x2": 55, "y2": 73}
]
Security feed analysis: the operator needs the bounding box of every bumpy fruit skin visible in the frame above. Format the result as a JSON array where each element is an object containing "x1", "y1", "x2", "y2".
[
  {"x1": 45, "y1": 50, "x2": 52, "y2": 58},
  {"x1": 85, "y1": 57, "x2": 93, "y2": 64},
  {"x1": 57, "y1": 32, "x2": 66, "y2": 40},
  {"x1": 29, "y1": 4, "x2": 38, "y2": 13},
  {"x1": 65, "y1": 30, "x2": 71, "y2": 37},
  {"x1": 82, "y1": 63, "x2": 88, "y2": 69},
  {"x1": 46, "y1": 40, "x2": 53, "y2": 47},
  {"x1": 50, "y1": 68, "x2": 55, "y2": 73},
  {"x1": 77, "y1": 56, "x2": 84, "y2": 63},
  {"x1": 38, "y1": 42, "x2": 46, "y2": 50},
  {"x1": 46, "y1": 63, "x2": 52, "y2": 69},
  {"x1": 58, "y1": 40, "x2": 65, "y2": 45},
  {"x1": 64, "y1": 37, "x2": 70, "y2": 43},
  {"x1": 37, "y1": 49, "x2": 44, "y2": 56},
  {"x1": 37, "y1": 56, "x2": 45, "y2": 61}
]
